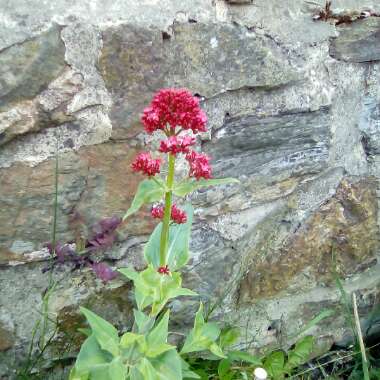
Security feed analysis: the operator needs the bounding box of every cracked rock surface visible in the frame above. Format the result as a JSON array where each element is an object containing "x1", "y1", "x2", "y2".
[{"x1": 0, "y1": 0, "x2": 380, "y2": 376}]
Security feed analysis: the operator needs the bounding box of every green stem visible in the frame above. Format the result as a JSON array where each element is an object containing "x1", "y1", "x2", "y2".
[{"x1": 159, "y1": 154, "x2": 175, "y2": 266}]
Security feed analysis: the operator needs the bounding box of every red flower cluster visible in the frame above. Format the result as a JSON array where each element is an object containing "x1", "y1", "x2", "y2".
[
  {"x1": 151, "y1": 204, "x2": 187, "y2": 224},
  {"x1": 171, "y1": 204, "x2": 187, "y2": 224},
  {"x1": 151, "y1": 204, "x2": 165, "y2": 219},
  {"x1": 159, "y1": 135, "x2": 196, "y2": 156},
  {"x1": 186, "y1": 150, "x2": 212, "y2": 180},
  {"x1": 141, "y1": 88, "x2": 207, "y2": 134},
  {"x1": 131, "y1": 152, "x2": 161, "y2": 176},
  {"x1": 157, "y1": 265, "x2": 170, "y2": 275}
]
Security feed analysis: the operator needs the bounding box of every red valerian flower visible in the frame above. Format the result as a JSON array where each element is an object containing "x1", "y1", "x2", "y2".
[
  {"x1": 159, "y1": 135, "x2": 196, "y2": 155},
  {"x1": 151, "y1": 204, "x2": 187, "y2": 224},
  {"x1": 186, "y1": 150, "x2": 212, "y2": 180},
  {"x1": 131, "y1": 152, "x2": 161, "y2": 176},
  {"x1": 141, "y1": 88, "x2": 207, "y2": 134},
  {"x1": 157, "y1": 265, "x2": 170, "y2": 275},
  {"x1": 151, "y1": 204, "x2": 164, "y2": 219},
  {"x1": 170, "y1": 204, "x2": 187, "y2": 224}
]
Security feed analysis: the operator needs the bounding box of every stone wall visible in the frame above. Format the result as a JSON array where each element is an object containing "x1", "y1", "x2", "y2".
[{"x1": 1, "y1": 0, "x2": 380, "y2": 376}]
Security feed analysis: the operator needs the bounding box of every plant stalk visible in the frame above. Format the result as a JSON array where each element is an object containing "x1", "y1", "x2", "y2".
[
  {"x1": 352, "y1": 293, "x2": 370, "y2": 380},
  {"x1": 159, "y1": 153, "x2": 175, "y2": 266}
]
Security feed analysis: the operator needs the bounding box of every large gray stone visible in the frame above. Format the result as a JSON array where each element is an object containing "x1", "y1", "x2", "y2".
[
  {"x1": 329, "y1": 17, "x2": 380, "y2": 62},
  {"x1": 204, "y1": 107, "x2": 330, "y2": 178},
  {"x1": 99, "y1": 22, "x2": 297, "y2": 139},
  {"x1": 0, "y1": 24, "x2": 66, "y2": 108}
]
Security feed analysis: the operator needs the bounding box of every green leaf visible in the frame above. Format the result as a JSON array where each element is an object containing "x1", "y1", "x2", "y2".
[
  {"x1": 218, "y1": 359, "x2": 234, "y2": 380},
  {"x1": 147, "y1": 310, "x2": 170, "y2": 346},
  {"x1": 151, "y1": 272, "x2": 197, "y2": 316},
  {"x1": 150, "y1": 349, "x2": 183, "y2": 380},
  {"x1": 173, "y1": 178, "x2": 239, "y2": 197},
  {"x1": 80, "y1": 308, "x2": 119, "y2": 357},
  {"x1": 264, "y1": 350, "x2": 285, "y2": 380},
  {"x1": 181, "y1": 358, "x2": 201, "y2": 379},
  {"x1": 227, "y1": 350, "x2": 262, "y2": 366},
  {"x1": 145, "y1": 310, "x2": 175, "y2": 357},
  {"x1": 118, "y1": 267, "x2": 140, "y2": 281},
  {"x1": 119, "y1": 267, "x2": 158, "y2": 311},
  {"x1": 124, "y1": 178, "x2": 165, "y2": 220},
  {"x1": 108, "y1": 357, "x2": 126, "y2": 380},
  {"x1": 138, "y1": 358, "x2": 160, "y2": 380},
  {"x1": 144, "y1": 204, "x2": 194, "y2": 270},
  {"x1": 181, "y1": 304, "x2": 225, "y2": 358},
  {"x1": 284, "y1": 336, "x2": 314, "y2": 373},
  {"x1": 71, "y1": 335, "x2": 112, "y2": 380},
  {"x1": 219, "y1": 327, "x2": 240, "y2": 349},
  {"x1": 209, "y1": 342, "x2": 226, "y2": 358},
  {"x1": 134, "y1": 309, "x2": 154, "y2": 334},
  {"x1": 90, "y1": 364, "x2": 113, "y2": 380},
  {"x1": 120, "y1": 332, "x2": 145, "y2": 349},
  {"x1": 146, "y1": 343, "x2": 174, "y2": 358},
  {"x1": 200, "y1": 322, "x2": 221, "y2": 342},
  {"x1": 120, "y1": 266, "x2": 196, "y2": 315},
  {"x1": 77, "y1": 328, "x2": 92, "y2": 337}
]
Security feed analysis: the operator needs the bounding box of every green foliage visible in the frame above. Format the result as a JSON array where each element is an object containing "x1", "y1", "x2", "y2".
[
  {"x1": 119, "y1": 266, "x2": 197, "y2": 316},
  {"x1": 70, "y1": 304, "x2": 223, "y2": 380},
  {"x1": 123, "y1": 178, "x2": 166, "y2": 220},
  {"x1": 80, "y1": 308, "x2": 119, "y2": 357},
  {"x1": 70, "y1": 309, "x2": 183, "y2": 380},
  {"x1": 144, "y1": 204, "x2": 193, "y2": 270},
  {"x1": 181, "y1": 304, "x2": 225, "y2": 358},
  {"x1": 263, "y1": 336, "x2": 314, "y2": 379}
]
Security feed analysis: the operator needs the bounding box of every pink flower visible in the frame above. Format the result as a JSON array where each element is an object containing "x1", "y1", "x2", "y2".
[
  {"x1": 157, "y1": 265, "x2": 170, "y2": 275},
  {"x1": 151, "y1": 204, "x2": 164, "y2": 219},
  {"x1": 151, "y1": 204, "x2": 187, "y2": 224},
  {"x1": 141, "y1": 88, "x2": 207, "y2": 134},
  {"x1": 159, "y1": 135, "x2": 196, "y2": 156},
  {"x1": 131, "y1": 152, "x2": 161, "y2": 176},
  {"x1": 186, "y1": 150, "x2": 212, "y2": 180},
  {"x1": 170, "y1": 205, "x2": 187, "y2": 224}
]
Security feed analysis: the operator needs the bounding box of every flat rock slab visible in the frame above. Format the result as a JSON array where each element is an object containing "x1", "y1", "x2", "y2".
[
  {"x1": 329, "y1": 17, "x2": 380, "y2": 62},
  {"x1": 0, "y1": 24, "x2": 66, "y2": 109},
  {"x1": 99, "y1": 22, "x2": 297, "y2": 138},
  {"x1": 204, "y1": 107, "x2": 331, "y2": 178}
]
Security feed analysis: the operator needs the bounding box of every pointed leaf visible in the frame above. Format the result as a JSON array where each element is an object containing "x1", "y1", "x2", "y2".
[
  {"x1": 134, "y1": 309, "x2": 154, "y2": 334},
  {"x1": 219, "y1": 327, "x2": 240, "y2": 348},
  {"x1": 150, "y1": 349, "x2": 183, "y2": 380},
  {"x1": 173, "y1": 178, "x2": 239, "y2": 197},
  {"x1": 80, "y1": 307, "x2": 119, "y2": 357},
  {"x1": 284, "y1": 335, "x2": 314, "y2": 372},
  {"x1": 138, "y1": 358, "x2": 160, "y2": 380},
  {"x1": 120, "y1": 332, "x2": 145, "y2": 349},
  {"x1": 108, "y1": 357, "x2": 126, "y2": 380},
  {"x1": 218, "y1": 359, "x2": 232, "y2": 378},
  {"x1": 72, "y1": 335, "x2": 112, "y2": 379},
  {"x1": 147, "y1": 310, "x2": 170, "y2": 346},
  {"x1": 124, "y1": 178, "x2": 165, "y2": 220},
  {"x1": 209, "y1": 342, "x2": 226, "y2": 358},
  {"x1": 181, "y1": 358, "x2": 201, "y2": 379},
  {"x1": 181, "y1": 303, "x2": 224, "y2": 357},
  {"x1": 118, "y1": 267, "x2": 139, "y2": 282},
  {"x1": 144, "y1": 204, "x2": 194, "y2": 270},
  {"x1": 145, "y1": 343, "x2": 174, "y2": 358},
  {"x1": 264, "y1": 351, "x2": 285, "y2": 379},
  {"x1": 227, "y1": 350, "x2": 262, "y2": 366}
]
